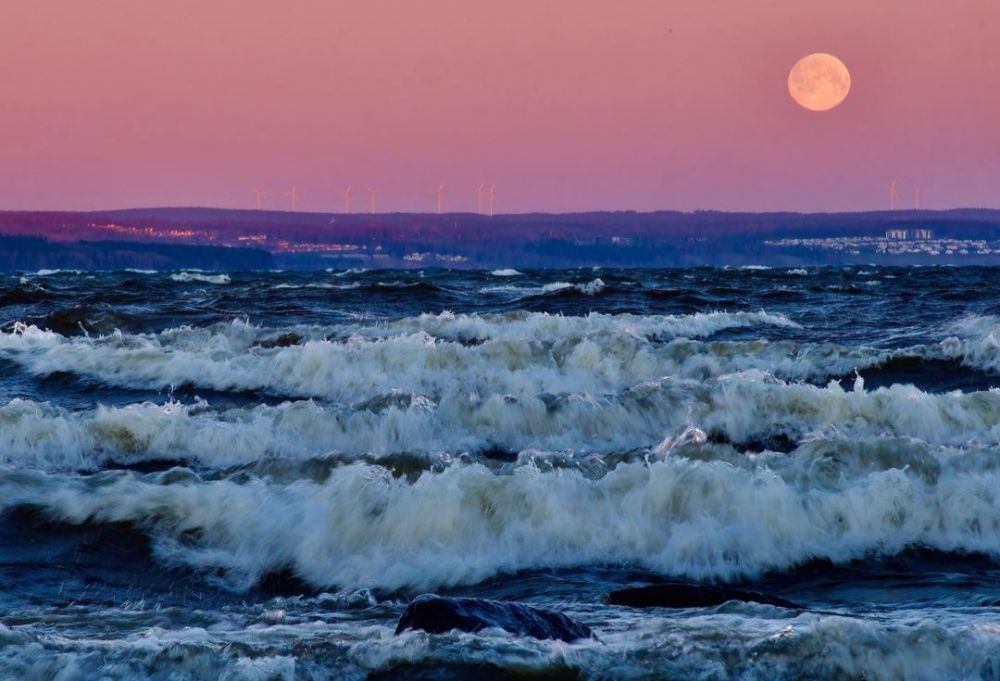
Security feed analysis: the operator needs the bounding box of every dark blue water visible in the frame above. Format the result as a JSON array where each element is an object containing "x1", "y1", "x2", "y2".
[{"x1": 0, "y1": 266, "x2": 997, "y2": 680}]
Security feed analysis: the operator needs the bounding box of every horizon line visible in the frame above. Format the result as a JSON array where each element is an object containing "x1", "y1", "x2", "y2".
[{"x1": 3, "y1": 205, "x2": 1000, "y2": 218}]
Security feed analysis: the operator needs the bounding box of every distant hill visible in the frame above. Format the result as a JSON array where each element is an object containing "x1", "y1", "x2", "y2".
[{"x1": 3, "y1": 207, "x2": 1000, "y2": 268}]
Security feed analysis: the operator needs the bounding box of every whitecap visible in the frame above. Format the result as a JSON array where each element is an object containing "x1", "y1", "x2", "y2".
[{"x1": 170, "y1": 272, "x2": 231, "y2": 285}]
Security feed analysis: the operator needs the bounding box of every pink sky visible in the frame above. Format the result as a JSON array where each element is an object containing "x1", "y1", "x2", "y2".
[{"x1": 2, "y1": 0, "x2": 999, "y2": 213}]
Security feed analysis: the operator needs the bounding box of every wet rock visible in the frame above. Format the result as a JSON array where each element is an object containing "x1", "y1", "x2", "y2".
[
  {"x1": 104, "y1": 457, "x2": 190, "y2": 474},
  {"x1": 479, "y1": 445, "x2": 519, "y2": 462},
  {"x1": 253, "y1": 332, "x2": 303, "y2": 349},
  {"x1": 707, "y1": 430, "x2": 798, "y2": 454},
  {"x1": 607, "y1": 583, "x2": 801, "y2": 609},
  {"x1": 395, "y1": 594, "x2": 593, "y2": 642}
]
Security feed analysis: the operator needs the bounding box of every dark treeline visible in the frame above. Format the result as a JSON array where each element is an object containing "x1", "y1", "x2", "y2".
[{"x1": 0, "y1": 236, "x2": 274, "y2": 271}]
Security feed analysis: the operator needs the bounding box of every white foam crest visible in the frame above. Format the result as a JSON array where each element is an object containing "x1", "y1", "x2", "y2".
[
  {"x1": 0, "y1": 608, "x2": 997, "y2": 681},
  {"x1": 588, "y1": 609, "x2": 1000, "y2": 681},
  {"x1": 326, "y1": 267, "x2": 368, "y2": 276},
  {"x1": 3, "y1": 452, "x2": 997, "y2": 592},
  {"x1": 0, "y1": 312, "x2": 806, "y2": 400},
  {"x1": 30, "y1": 268, "x2": 83, "y2": 276},
  {"x1": 0, "y1": 602, "x2": 995, "y2": 681},
  {"x1": 170, "y1": 272, "x2": 231, "y2": 284},
  {"x1": 699, "y1": 372, "x2": 1000, "y2": 447},
  {"x1": 490, "y1": 268, "x2": 522, "y2": 276},
  {"x1": 481, "y1": 278, "x2": 606, "y2": 297},
  {"x1": 272, "y1": 282, "x2": 354, "y2": 290},
  {"x1": 541, "y1": 278, "x2": 605, "y2": 295},
  {"x1": 343, "y1": 309, "x2": 800, "y2": 343},
  {"x1": 0, "y1": 387, "x2": 680, "y2": 470},
  {"x1": 940, "y1": 313, "x2": 1000, "y2": 373},
  {"x1": 5, "y1": 373, "x2": 1000, "y2": 471},
  {"x1": 577, "y1": 278, "x2": 605, "y2": 295}
]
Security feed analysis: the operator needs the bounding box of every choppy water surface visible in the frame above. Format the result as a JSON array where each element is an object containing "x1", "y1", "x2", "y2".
[{"x1": 0, "y1": 266, "x2": 998, "y2": 680}]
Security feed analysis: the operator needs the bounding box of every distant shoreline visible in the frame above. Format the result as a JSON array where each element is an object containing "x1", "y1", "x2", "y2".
[{"x1": 4, "y1": 207, "x2": 1000, "y2": 268}]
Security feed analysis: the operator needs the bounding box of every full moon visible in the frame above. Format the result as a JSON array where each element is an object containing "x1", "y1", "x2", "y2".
[{"x1": 788, "y1": 53, "x2": 851, "y2": 112}]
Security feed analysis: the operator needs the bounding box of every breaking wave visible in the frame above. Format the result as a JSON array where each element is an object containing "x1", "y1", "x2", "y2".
[
  {"x1": 2, "y1": 312, "x2": 1000, "y2": 404},
  {"x1": 3, "y1": 268, "x2": 1000, "y2": 681},
  {"x1": 2, "y1": 376, "x2": 1000, "y2": 473},
  {"x1": 169, "y1": 271, "x2": 231, "y2": 284},
  {"x1": 3, "y1": 440, "x2": 997, "y2": 592},
  {"x1": 0, "y1": 311, "x2": 803, "y2": 399}
]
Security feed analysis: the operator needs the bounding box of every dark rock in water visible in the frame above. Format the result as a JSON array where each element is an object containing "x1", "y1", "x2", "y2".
[
  {"x1": 395, "y1": 594, "x2": 593, "y2": 642},
  {"x1": 607, "y1": 583, "x2": 802, "y2": 609},
  {"x1": 253, "y1": 332, "x2": 303, "y2": 349},
  {"x1": 478, "y1": 445, "x2": 519, "y2": 462},
  {"x1": 707, "y1": 430, "x2": 798, "y2": 454},
  {"x1": 104, "y1": 457, "x2": 190, "y2": 474}
]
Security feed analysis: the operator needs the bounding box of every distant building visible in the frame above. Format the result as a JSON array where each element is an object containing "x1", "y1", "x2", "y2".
[
  {"x1": 886, "y1": 229, "x2": 909, "y2": 240},
  {"x1": 913, "y1": 228, "x2": 934, "y2": 240}
]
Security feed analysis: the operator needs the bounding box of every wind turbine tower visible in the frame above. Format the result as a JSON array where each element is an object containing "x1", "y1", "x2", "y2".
[
  {"x1": 436, "y1": 184, "x2": 445, "y2": 214},
  {"x1": 888, "y1": 179, "x2": 897, "y2": 211},
  {"x1": 914, "y1": 186, "x2": 920, "y2": 210},
  {"x1": 367, "y1": 187, "x2": 379, "y2": 215},
  {"x1": 476, "y1": 182, "x2": 486, "y2": 214},
  {"x1": 252, "y1": 188, "x2": 268, "y2": 211},
  {"x1": 339, "y1": 186, "x2": 353, "y2": 213},
  {"x1": 488, "y1": 185, "x2": 496, "y2": 217},
  {"x1": 284, "y1": 186, "x2": 299, "y2": 211}
]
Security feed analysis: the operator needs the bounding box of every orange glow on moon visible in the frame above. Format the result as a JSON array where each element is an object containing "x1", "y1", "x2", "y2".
[{"x1": 788, "y1": 53, "x2": 851, "y2": 112}]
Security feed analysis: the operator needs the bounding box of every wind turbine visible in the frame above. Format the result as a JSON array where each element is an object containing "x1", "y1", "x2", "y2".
[
  {"x1": 252, "y1": 188, "x2": 268, "y2": 211},
  {"x1": 476, "y1": 182, "x2": 487, "y2": 214},
  {"x1": 339, "y1": 186, "x2": 353, "y2": 213},
  {"x1": 887, "y1": 179, "x2": 897, "y2": 211},
  {"x1": 913, "y1": 186, "x2": 920, "y2": 210},
  {"x1": 488, "y1": 184, "x2": 496, "y2": 217},
  {"x1": 436, "y1": 184, "x2": 445, "y2": 214},
  {"x1": 284, "y1": 186, "x2": 299, "y2": 211},
  {"x1": 367, "y1": 187, "x2": 379, "y2": 215}
]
